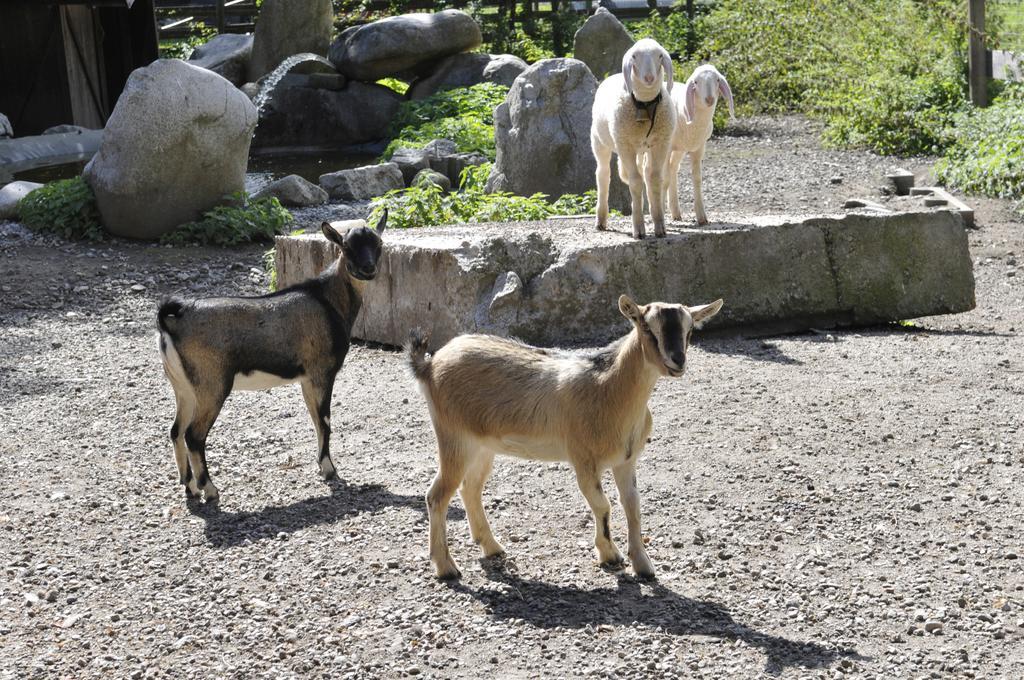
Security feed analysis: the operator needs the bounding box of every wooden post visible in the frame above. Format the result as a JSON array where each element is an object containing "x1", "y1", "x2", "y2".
[
  {"x1": 215, "y1": 0, "x2": 225, "y2": 34},
  {"x1": 968, "y1": 0, "x2": 988, "y2": 107}
]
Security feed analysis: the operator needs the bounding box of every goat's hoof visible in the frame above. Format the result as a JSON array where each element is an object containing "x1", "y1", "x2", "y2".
[
  {"x1": 183, "y1": 486, "x2": 197, "y2": 499},
  {"x1": 599, "y1": 557, "x2": 626, "y2": 572},
  {"x1": 435, "y1": 566, "x2": 462, "y2": 581},
  {"x1": 634, "y1": 570, "x2": 657, "y2": 582},
  {"x1": 481, "y1": 547, "x2": 507, "y2": 560},
  {"x1": 654, "y1": 229, "x2": 666, "y2": 238},
  {"x1": 595, "y1": 222, "x2": 607, "y2": 231}
]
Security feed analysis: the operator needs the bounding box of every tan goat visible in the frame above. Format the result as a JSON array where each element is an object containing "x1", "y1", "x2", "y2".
[{"x1": 407, "y1": 294, "x2": 723, "y2": 580}]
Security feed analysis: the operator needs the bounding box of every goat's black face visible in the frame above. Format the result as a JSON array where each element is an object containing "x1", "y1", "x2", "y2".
[
  {"x1": 342, "y1": 226, "x2": 383, "y2": 280},
  {"x1": 322, "y1": 210, "x2": 387, "y2": 281},
  {"x1": 618, "y1": 295, "x2": 724, "y2": 378}
]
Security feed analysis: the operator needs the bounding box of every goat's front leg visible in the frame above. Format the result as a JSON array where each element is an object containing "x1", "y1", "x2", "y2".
[
  {"x1": 690, "y1": 148, "x2": 707, "y2": 225},
  {"x1": 592, "y1": 138, "x2": 612, "y2": 231},
  {"x1": 301, "y1": 375, "x2": 337, "y2": 480},
  {"x1": 645, "y1": 145, "x2": 671, "y2": 237},
  {"x1": 574, "y1": 464, "x2": 624, "y2": 569},
  {"x1": 427, "y1": 434, "x2": 466, "y2": 579},
  {"x1": 613, "y1": 462, "x2": 655, "y2": 580},
  {"x1": 668, "y1": 149, "x2": 684, "y2": 221},
  {"x1": 617, "y1": 149, "x2": 646, "y2": 239}
]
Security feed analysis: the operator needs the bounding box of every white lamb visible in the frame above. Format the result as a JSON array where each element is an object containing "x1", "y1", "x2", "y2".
[
  {"x1": 591, "y1": 38, "x2": 677, "y2": 239},
  {"x1": 666, "y1": 64, "x2": 734, "y2": 225}
]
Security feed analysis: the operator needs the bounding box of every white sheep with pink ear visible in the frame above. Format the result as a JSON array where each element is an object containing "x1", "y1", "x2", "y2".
[
  {"x1": 590, "y1": 38, "x2": 678, "y2": 239},
  {"x1": 666, "y1": 64, "x2": 735, "y2": 225}
]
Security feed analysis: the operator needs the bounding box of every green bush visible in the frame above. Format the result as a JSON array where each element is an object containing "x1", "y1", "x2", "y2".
[
  {"x1": 19, "y1": 177, "x2": 104, "y2": 241},
  {"x1": 383, "y1": 83, "x2": 509, "y2": 160},
  {"x1": 161, "y1": 193, "x2": 292, "y2": 246},
  {"x1": 631, "y1": 0, "x2": 970, "y2": 156},
  {"x1": 368, "y1": 162, "x2": 609, "y2": 229},
  {"x1": 935, "y1": 84, "x2": 1024, "y2": 199},
  {"x1": 158, "y1": 21, "x2": 216, "y2": 60}
]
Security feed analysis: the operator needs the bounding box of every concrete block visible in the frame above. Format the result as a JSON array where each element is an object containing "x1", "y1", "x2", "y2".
[{"x1": 276, "y1": 211, "x2": 976, "y2": 349}]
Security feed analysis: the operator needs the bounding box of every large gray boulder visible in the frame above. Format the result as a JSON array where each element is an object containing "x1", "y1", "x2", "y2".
[
  {"x1": 276, "y1": 211, "x2": 976, "y2": 349},
  {"x1": 252, "y1": 71, "x2": 401, "y2": 149},
  {"x1": 408, "y1": 53, "x2": 528, "y2": 100},
  {"x1": 0, "y1": 181, "x2": 42, "y2": 220},
  {"x1": 189, "y1": 33, "x2": 253, "y2": 86},
  {"x1": 486, "y1": 58, "x2": 627, "y2": 209},
  {"x1": 328, "y1": 10, "x2": 483, "y2": 82},
  {"x1": 253, "y1": 174, "x2": 328, "y2": 206},
  {"x1": 248, "y1": 0, "x2": 333, "y2": 81},
  {"x1": 83, "y1": 60, "x2": 257, "y2": 240},
  {"x1": 573, "y1": 7, "x2": 634, "y2": 79},
  {"x1": 319, "y1": 163, "x2": 404, "y2": 201}
]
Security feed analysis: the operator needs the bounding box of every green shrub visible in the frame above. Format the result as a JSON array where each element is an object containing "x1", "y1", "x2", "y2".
[
  {"x1": 935, "y1": 84, "x2": 1024, "y2": 199},
  {"x1": 376, "y1": 77, "x2": 409, "y2": 95},
  {"x1": 383, "y1": 83, "x2": 509, "y2": 160},
  {"x1": 158, "y1": 21, "x2": 216, "y2": 60},
  {"x1": 19, "y1": 177, "x2": 104, "y2": 241},
  {"x1": 161, "y1": 193, "x2": 292, "y2": 246},
  {"x1": 368, "y1": 162, "x2": 611, "y2": 229},
  {"x1": 631, "y1": 0, "x2": 970, "y2": 156}
]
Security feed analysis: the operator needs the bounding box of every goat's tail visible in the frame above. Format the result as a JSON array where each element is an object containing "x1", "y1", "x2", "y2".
[
  {"x1": 405, "y1": 329, "x2": 432, "y2": 383},
  {"x1": 157, "y1": 298, "x2": 186, "y2": 335}
]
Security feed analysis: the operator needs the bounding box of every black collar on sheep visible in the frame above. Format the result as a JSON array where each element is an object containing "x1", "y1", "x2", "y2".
[{"x1": 630, "y1": 91, "x2": 663, "y2": 138}]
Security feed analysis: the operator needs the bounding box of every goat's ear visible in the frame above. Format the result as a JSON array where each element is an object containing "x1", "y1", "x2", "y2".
[
  {"x1": 717, "y1": 74, "x2": 735, "y2": 120},
  {"x1": 373, "y1": 208, "x2": 388, "y2": 235},
  {"x1": 321, "y1": 221, "x2": 345, "y2": 247},
  {"x1": 684, "y1": 80, "x2": 697, "y2": 124},
  {"x1": 689, "y1": 299, "x2": 724, "y2": 329},
  {"x1": 621, "y1": 49, "x2": 634, "y2": 97},
  {"x1": 660, "y1": 48, "x2": 674, "y2": 93},
  {"x1": 618, "y1": 294, "x2": 643, "y2": 323}
]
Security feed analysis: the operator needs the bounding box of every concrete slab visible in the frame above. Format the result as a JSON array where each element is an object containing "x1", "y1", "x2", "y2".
[
  {"x1": 276, "y1": 211, "x2": 976, "y2": 349},
  {"x1": 0, "y1": 130, "x2": 102, "y2": 175}
]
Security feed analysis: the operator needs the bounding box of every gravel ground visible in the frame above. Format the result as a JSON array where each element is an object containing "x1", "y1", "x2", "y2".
[{"x1": 1, "y1": 116, "x2": 1022, "y2": 679}]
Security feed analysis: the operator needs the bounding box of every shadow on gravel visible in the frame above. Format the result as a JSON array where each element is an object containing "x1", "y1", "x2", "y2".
[
  {"x1": 190, "y1": 477, "x2": 461, "y2": 548},
  {"x1": 701, "y1": 339, "x2": 804, "y2": 366},
  {"x1": 455, "y1": 561, "x2": 865, "y2": 675}
]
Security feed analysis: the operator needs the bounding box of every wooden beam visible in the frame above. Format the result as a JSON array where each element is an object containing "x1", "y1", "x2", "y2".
[{"x1": 968, "y1": 0, "x2": 988, "y2": 107}]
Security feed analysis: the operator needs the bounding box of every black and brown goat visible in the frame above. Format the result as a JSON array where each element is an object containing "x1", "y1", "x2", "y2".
[{"x1": 157, "y1": 212, "x2": 387, "y2": 501}]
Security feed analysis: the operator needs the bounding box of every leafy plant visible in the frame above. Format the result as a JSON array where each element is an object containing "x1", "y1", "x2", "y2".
[
  {"x1": 158, "y1": 21, "x2": 216, "y2": 60},
  {"x1": 161, "y1": 193, "x2": 292, "y2": 246},
  {"x1": 376, "y1": 77, "x2": 409, "y2": 95},
  {"x1": 368, "y1": 162, "x2": 612, "y2": 229},
  {"x1": 935, "y1": 84, "x2": 1024, "y2": 200},
  {"x1": 19, "y1": 177, "x2": 104, "y2": 241},
  {"x1": 383, "y1": 82, "x2": 509, "y2": 160}
]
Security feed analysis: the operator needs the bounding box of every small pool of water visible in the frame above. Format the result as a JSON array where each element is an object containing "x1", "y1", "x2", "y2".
[
  {"x1": 14, "y1": 160, "x2": 88, "y2": 184},
  {"x1": 247, "y1": 151, "x2": 378, "y2": 183}
]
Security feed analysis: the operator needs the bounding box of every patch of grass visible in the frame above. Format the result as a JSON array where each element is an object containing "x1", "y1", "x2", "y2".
[
  {"x1": 158, "y1": 21, "x2": 216, "y2": 60},
  {"x1": 935, "y1": 84, "x2": 1024, "y2": 200},
  {"x1": 161, "y1": 193, "x2": 292, "y2": 246},
  {"x1": 19, "y1": 177, "x2": 104, "y2": 241},
  {"x1": 383, "y1": 83, "x2": 509, "y2": 160},
  {"x1": 368, "y1": 162, "x2": 610, "y2": 229},
  {"x1": 376, "y1": 77, "x2": 409, "y2": 95}
]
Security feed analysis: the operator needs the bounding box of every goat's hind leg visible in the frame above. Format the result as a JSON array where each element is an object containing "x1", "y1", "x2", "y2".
[
  {"x1": 426, "y1": 432, "x2": 467, "y2": 579},
  {"x1": 184, "y1": 386, "x2": 227, "y2": 503},
  {"x1": 301, "y1": 376, "x2": 337, "y2": 480},
  {"x1": 170, "y1": 392, "x2": 199, "y2": 499},
  {"x1": 574, "y1": 463, "x2": 624, "y2": 569},
  {"x1": 461, "y1": 451, "x2": 504, "y2": 559}
]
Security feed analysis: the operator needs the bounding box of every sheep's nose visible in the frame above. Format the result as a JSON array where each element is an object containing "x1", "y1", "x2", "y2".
[
  {"x1": 644, "y1": 74, "x2": 655, "y2": 84},
  {"x1": 705, "y1": 96, "x2": 714, "y2": 106}
]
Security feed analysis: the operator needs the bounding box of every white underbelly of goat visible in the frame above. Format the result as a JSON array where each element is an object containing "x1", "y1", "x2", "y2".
[
  {"x1": 477, "y1": 434, "x2": 569, "y2": 463},
  {"x1": 232, "y1": 370, "x2": 301, "y2": 391}
]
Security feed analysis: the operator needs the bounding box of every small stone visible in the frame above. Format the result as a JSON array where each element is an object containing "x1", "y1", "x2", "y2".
[
  {"x1": 830, "y1": 176, "x2": 843, "y2": 185},
  {"x1": 130, "y1": 284, "x2": 146, "y2": 293},
  {"x1": 908, "y1": 502, "x2": 922, "y2": 512},
  {"x1": 924, "y1": 620, "x2": 943, "y2": 634}
]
